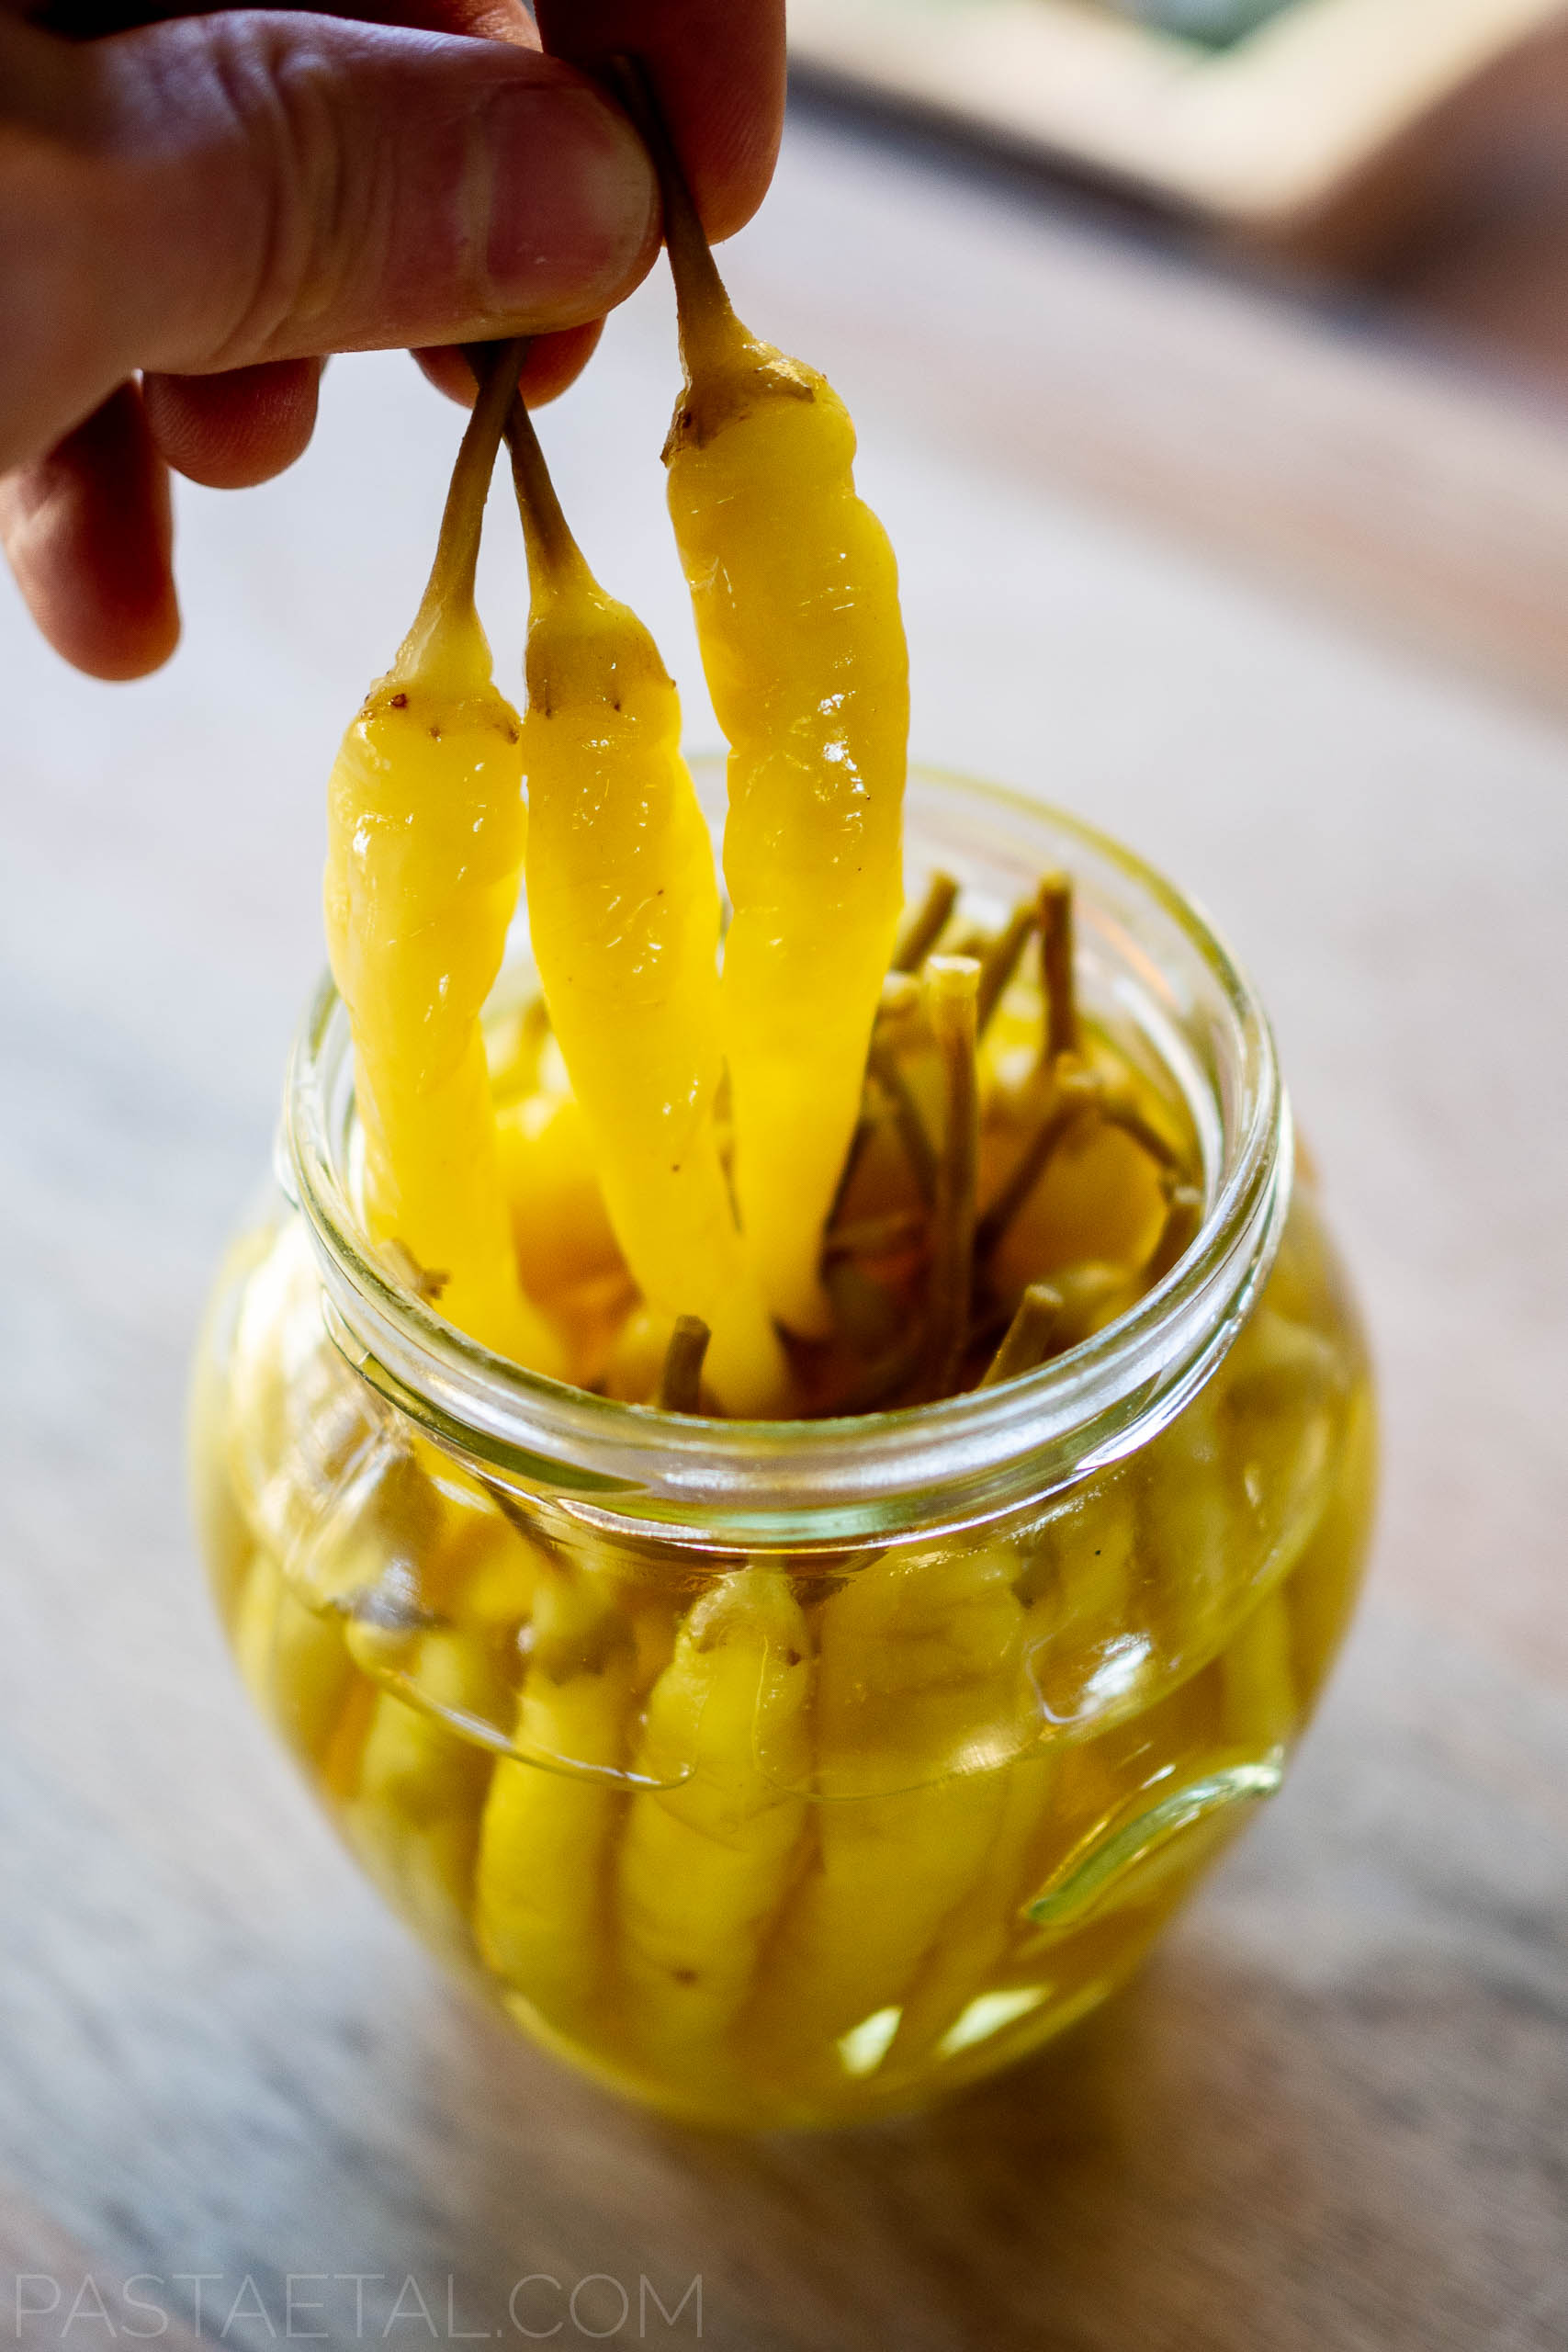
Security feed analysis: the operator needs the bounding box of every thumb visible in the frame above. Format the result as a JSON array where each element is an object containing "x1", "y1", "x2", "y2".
[{"x1": 0, "y1": 8, "x2": 658, "y2": 470}]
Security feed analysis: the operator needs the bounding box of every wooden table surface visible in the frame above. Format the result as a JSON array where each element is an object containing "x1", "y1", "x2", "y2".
[{"x1": 4, "y1": 105, "x2": 1567, "y2": 2352}]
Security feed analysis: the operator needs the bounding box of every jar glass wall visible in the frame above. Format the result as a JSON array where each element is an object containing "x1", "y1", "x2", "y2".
[{"x1": 188, "y1": 766, "x2": 1375, "y2": 2130}]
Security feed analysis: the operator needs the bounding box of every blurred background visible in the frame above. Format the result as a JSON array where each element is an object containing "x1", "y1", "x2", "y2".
[{"x1": 3, "y1": 6, "x2": 1567, "y2": 2346}]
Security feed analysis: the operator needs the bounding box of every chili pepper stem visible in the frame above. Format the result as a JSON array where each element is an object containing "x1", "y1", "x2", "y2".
[
  {"x1": 819, "y1": 973, "x2": 926, "y2": 1249},
  {"x1": 608, "y1": 55, "x2": 739, "y2": 375},
  {"x1": 824, "y1": 1114, "x2": 874, "y2": 1235},
  {"x1": 822, "y1": 1207, "x2": 928, "y2": 1261},
  {"x1": 892, "y1": 872, "x2": 959, "y2": 974},
  {"x1": 919, "y1": 956, "x2": 980, "y2": 1399},
  {"x1": 976, "y1": 896, "x2": 1039, "y2": 1035},
  {"x1": 979, "y1": 1283, "x2": 1063, "y2": 1386},
  {"x1": 1040, "y1": 874, "x2": 1079, "y2": 1065},
  {"x1": 498, "y1": 390, "x2": 589, "y2": 594},
  {"x1": 866, "y1": 1035, "x2": 940, "y2": 1207},
  {"x1": 1145, "y1": 1182, "x2": 1205, "y2": 1285},
  {"x1": 657, "y1": 1317, "x2": 712, "y2": 1415},
  {"x1": 402, "y1": 336, "x2": 527, "y2": 672},
  {"x1": 1099, "y1": 1094, "x2": 1182, "y2": 1172},
  {"x1": 974, "y1": 1069, "x2": 1102, "y2": 1265}
]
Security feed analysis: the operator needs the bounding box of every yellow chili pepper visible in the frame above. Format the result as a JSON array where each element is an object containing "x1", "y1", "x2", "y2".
[
  {"x1": 637, "y1": 98, "x2": 909, "y2": 1338},
  {"x1": 1220, "y1": 1587, "x2": 1297, "y2": 1753},
  {"x1": 495, "y1": 1092, "x2": 624, "y2": 1308},
  {"x1": 617, "y1": 1566, "x2": 810, "y2": 2075},
  {"x1": 344, "y1": 1628, "x2": 504, "y2": 1969},
  {"x1": 231, "y1": 1548, "x2": 362, "y2": 1779},
  {"x1": 884, "y1": 1744, "x2": 1055, "y2": 2073},
  {"x1": 472, "y1": 1560, "x2": 639, "y2": 2036},
  {"x1": 506, "y1": 399, "x2": 789, "y2": 1416},
  {"x1": 322, "y1": 344, "x2": 561, "y2": 1372},
  {"x1": 1285, "y1": 1374, "x2": 1376, "y2": 1699},
  {"x1": 742, "y1": 1544, "x2": 1027, "y2": 2093}
]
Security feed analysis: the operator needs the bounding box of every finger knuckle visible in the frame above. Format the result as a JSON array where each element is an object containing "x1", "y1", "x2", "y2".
[{"x1": 191, "y1": 16, "x2": 383, "y2": 367}]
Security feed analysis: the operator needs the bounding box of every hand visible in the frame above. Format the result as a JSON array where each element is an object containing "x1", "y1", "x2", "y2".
[{"x1": 0, "y1": 0, "x2": 785, "y2": 678}]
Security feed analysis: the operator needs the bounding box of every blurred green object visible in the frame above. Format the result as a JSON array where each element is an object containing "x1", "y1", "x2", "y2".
[{"x1": 1116, "y1": 0, "x2": 1296, "y2": 45}]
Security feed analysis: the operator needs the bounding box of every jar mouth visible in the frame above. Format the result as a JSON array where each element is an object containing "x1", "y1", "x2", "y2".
[{"x1": 286, "y1": 763, "x2": 1290, "y2": 1547}]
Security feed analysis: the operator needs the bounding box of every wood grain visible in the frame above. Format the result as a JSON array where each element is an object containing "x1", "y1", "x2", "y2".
[
  {"x1": 0, "y1": 2181, "x2": 206, "y2": 2351},
  {"x1": 763, "y1": 94, "x2": 1568, "y2": 718},
  {"x1": 0, "y1": 107, "x2": 1565, "y2": 2352}
]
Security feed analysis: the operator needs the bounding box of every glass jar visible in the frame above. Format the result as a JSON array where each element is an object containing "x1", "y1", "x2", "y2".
[{"x1": 188, "y1": 764, "x2": 1375, "y2": 2131}]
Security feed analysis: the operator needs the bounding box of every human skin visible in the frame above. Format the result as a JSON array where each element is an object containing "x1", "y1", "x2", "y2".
[{"x1": 0, "y1": 0, "x2": 784, "y2": 677}]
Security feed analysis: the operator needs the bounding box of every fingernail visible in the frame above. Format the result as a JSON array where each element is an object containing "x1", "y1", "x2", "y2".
[{"x1": 484, "y1": 82, "x2": 656, "y2": 320}]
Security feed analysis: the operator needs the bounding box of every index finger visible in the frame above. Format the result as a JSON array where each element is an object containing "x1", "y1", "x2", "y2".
[{"x1": 533, "y1": 0, "x2": 785, "y2": 243}]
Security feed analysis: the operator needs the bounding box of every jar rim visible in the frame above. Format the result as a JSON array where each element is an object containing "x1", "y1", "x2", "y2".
[{"x1": 285, "y1": 763, "x2": 1290, "y2": 1547}]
